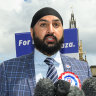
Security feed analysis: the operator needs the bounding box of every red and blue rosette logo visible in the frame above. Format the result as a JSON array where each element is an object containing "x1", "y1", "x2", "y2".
[{"x1": 58, "y1": 72, "x2": 81, "y2": 88}]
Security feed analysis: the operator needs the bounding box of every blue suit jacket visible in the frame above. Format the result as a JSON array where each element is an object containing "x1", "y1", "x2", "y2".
[{"x1": 0, "y1": 52, "x2": 91, "y2": 96}]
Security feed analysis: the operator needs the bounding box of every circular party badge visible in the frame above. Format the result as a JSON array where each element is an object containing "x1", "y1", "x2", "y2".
[{"x1": 58, "y1": 72, "x2": 81, "y2": 88}]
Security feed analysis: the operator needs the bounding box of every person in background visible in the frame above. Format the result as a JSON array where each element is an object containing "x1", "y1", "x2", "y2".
[{"x1": 0, "y1": 7, "x2": 92, "y2": 96}]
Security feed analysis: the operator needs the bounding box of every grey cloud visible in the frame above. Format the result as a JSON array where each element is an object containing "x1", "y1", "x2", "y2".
[
  {"x1": 79, "y1": 32, "x2": 96, "y2": 54},
  {"x1": 0, "y1": 0, "x2": 96, "y2": 59}
]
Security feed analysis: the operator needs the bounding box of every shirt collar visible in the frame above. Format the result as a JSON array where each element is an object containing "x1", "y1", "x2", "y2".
[{"x1": 34, "y1": 48, "x2": 61, "y2": 64}]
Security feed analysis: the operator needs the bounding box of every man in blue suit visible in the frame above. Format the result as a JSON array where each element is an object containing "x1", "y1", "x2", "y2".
[{"x1": 0, "y1": 7, "x2": 91, "y2": 96}]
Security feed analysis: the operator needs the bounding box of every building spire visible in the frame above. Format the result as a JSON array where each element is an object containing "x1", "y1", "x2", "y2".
[
  {"x1": 79, "y1": 40, "x2": 87, "y2": 62},
  {"x1": 79, "y1": 40, "x2": 83, "y2": 60},
  {"x1": 85, "y1": 54, "x2": 87, "y2": 62},
  {"x1": 69, "y1": 9, "x2": 87, "y2": 62},
  {"x1": 69, "y1": 8, "x2": 76, "y2": 29}
]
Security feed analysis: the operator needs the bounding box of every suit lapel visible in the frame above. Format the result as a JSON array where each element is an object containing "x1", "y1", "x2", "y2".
[
  {"x1": 60, "y1": 54, "x2": 72, "y2": 72},
  {"x1": 25, "y1": 53, "x2": 36, "y2": 96}
]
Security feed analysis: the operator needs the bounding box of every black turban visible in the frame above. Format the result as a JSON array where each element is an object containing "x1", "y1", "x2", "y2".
[{"x1": 31, "y1": 7, "x2": 63, "y2": 28}]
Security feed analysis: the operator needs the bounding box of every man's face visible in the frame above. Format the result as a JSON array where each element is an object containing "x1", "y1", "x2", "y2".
[{"x1": 31, "y1": 15, "x2": 64, "y2": 56}]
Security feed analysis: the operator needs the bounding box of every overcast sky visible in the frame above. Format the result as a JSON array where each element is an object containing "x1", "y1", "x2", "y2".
[{"x1": 0, "y1": 0, "x2": 96, "y2": 66}]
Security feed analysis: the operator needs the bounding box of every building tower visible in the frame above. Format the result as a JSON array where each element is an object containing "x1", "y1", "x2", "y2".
[
  {"x1": 79, "y1": 40, "x2": 83, "y2": 60},
  {"x1": 79, "y1": 40, "x2": 87, "y2": 62},
  {"x1": 69, "y1": 12, "x2": 76, "y2": 29},
  {"x1": 69, "y1": 12, "x2": 79, "y2": 42},
  {"x1": 69, "y1": 12, "x2": 87, "y2": 62}
]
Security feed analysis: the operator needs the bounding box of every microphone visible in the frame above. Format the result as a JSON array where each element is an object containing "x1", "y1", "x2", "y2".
[
  {"x1": 54, "y1": 79, "x2": 85, "y2": 96},
  {"x1": 67, "y1": 86, "x2": 85, "y2": 96},
  {"x1": 54, "y1": 79, "x2": 70, "y2": 96},
  {"x1": 34, "y1": 78, "x2": 55, "y2": 96},
  {"x1": 34, "y1": 78, "x2": 85, "y2": 96},
  {"x1": 82, "y1": 77, "x2": 96, "y2": 96}
]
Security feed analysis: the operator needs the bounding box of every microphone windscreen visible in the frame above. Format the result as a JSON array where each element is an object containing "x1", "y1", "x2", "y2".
[
  {"x1": 82, "y1": 77, "x2": 96, "y2": 96},
  {"x1": 34, "y1": 78, "x2": 55, "y2": 96},
  {"x1": 54, "y1": 79, "x2": 70, "y2": 96},
  {"x1": 67, "y1": 86, "x2": 85, "y2": 96}
]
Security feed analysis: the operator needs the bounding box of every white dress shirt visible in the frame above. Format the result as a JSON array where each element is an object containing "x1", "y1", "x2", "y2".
[{"x1": 34, "y1": 49, "x2": 64, "y2": 82}]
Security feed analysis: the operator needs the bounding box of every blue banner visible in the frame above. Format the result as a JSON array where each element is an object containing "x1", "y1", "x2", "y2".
[
  {"x1": 15, "y1": 28, "x2": 78, "y2": 57},
  {"x1": 60, "y1": 28, "x2": 78, "y2": 54},
  {"x1": 15, "y1": 32, "x2": 34, "y2": 57}
]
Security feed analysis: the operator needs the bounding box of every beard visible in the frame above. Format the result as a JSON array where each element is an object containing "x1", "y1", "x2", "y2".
[{"x1": 33, "y1": 31, "x2": 64, "y2": 56}]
